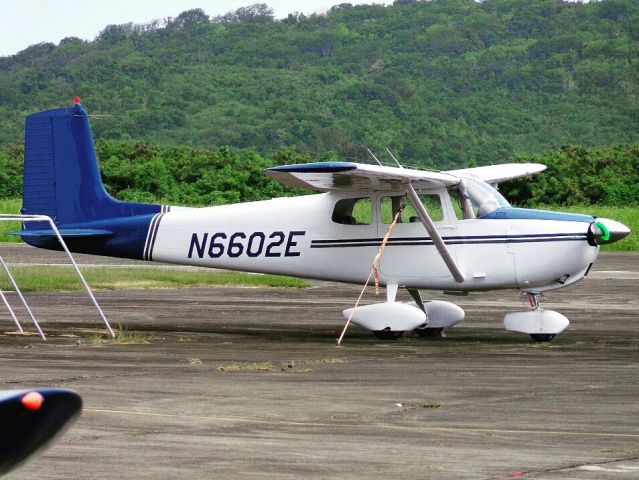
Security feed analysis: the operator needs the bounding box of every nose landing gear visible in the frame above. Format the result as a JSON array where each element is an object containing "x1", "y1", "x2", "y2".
[
  {"x1": 503, "y1": 292, "x2": 569, "y2": 342},
  {"x1": 526, "y1": 293, "x2": 556, "y2": 342}
]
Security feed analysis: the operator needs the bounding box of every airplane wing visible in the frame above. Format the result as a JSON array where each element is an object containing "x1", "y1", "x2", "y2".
[
  {"x1": 265, "y1": 162, "x2": 459, "y2": 191},
  {"x1": 266, "y1": 162, "x2": 545, "y2": 191},
  {"x1": 446, "y1": 163, "x2": 546, "y2": 185}
]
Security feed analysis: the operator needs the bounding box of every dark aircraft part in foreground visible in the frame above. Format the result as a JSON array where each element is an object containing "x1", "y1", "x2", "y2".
[{"x1": 0, "y1": 388, "x2": 82, "y2": 476}]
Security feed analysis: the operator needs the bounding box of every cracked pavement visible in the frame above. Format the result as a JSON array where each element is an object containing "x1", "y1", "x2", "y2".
[{"x1": 0, "y1": 245, "x2": 638, "y2": 479}]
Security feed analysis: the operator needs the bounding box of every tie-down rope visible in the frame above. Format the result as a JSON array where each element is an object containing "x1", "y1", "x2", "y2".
[{"x1": 336, "y1": 197, "x2": 406, "y2": 345}]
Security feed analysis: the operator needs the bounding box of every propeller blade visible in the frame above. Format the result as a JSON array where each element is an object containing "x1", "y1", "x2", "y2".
[{"x1": 0, "y1": 388, "x2": 82, "y2": 476}]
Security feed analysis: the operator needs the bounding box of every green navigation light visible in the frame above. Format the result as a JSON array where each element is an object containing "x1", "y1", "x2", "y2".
[{"x1": 595, "y1": 221, "x2": 610, "y2": 242}]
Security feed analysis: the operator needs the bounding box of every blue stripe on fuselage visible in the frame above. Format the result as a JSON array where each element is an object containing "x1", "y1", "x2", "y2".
[{"x1": 309, "y1": 233, "x2": 589, "y2": 248}]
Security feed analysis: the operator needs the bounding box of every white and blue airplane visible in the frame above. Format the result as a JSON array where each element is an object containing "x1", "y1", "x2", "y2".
[{"x1": 14, "y1": 101, "x2": 630, "y2": 342}]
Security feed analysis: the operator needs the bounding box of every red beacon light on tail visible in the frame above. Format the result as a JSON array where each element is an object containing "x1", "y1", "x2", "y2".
[{"x1": 73, "y1": 96, "x2": 81, "y2": 105}]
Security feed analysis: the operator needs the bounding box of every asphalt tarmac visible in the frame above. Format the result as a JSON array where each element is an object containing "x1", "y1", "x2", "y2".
[{"x1": 0, "y1": 245, "x2": 638, "y2": 479}]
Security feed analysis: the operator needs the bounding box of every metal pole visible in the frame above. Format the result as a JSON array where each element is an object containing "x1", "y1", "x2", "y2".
[
  {"x1": 0, "y1": 214, "x2": 115, "y2": 338},
  {"x1": 0, "y1": 257, "x2": 45, "y2": 340},
  {"x1": 0, "y1": 286, "x2": 23, "y2": 333},
  {"x1": 43, "y1": 217, "x2": 116, "y2": 338},
  {"x1": 457, "y1": 179, "x2": 476, "y2": 220},
  {"x1": 406, "y1": 184, "x2": 465, "y2": 283}
]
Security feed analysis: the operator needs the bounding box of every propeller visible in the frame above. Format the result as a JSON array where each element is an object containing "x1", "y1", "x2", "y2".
[{"x1": 588, "y1": 218, "x2": 631, "y2": 246}]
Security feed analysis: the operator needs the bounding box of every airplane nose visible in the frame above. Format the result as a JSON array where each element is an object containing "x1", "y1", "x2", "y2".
[{"x1": 589, "y1": 218, "x2": 631, "y2": 245}]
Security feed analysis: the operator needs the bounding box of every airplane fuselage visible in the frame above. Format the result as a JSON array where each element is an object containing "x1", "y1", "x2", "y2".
[{"x1": 148, "y1": 191, "x2": 599, "y2": 292}]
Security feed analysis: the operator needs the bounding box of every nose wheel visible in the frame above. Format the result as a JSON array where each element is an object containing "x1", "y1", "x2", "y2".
[{"x1": 530, "y1": 333, "x2": 556, "y2": 342}]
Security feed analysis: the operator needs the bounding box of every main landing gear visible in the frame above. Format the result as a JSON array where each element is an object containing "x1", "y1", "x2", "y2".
[
  {"x1": 407, "y1": 288, "x2": 443, "y2": 339},
  {"x1": 369, "y1": 288, "x2": 462, "y2": 340},
  {"x1": 342, "y1": 284, "x2": 465, "y2": 341}
]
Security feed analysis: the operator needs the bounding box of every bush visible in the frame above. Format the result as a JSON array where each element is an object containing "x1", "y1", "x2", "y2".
[{"x1": 500, "y1": 145, "x2": 639, "y2": 207}]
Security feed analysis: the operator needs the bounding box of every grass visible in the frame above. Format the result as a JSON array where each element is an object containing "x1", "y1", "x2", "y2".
[
  {"x1": 281, "y1": 356, "x2": 346, "y2": 369},
  {"x1": 217, "y1": 361, "x2": 272, "y2": 372},
  {"x1": 215, "y1": 359, "x2": 344, "y2": 372},
  {"x1": 540, "y1": 205, "x2": 638, "y2": 252},
  {"x1": 91, "y1": 326, "x2": 151, "y2": 345},
  {"x1": 0, "y1": 198, "x2": 22, "y2": 242},
  {"x1": 0, "y1": 266, "x2": 309, "y2": 292}
]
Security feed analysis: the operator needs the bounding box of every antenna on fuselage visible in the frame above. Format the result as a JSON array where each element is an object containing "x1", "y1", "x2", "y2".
[
  {"x1": 366, "y1": 148, "x2": 383, "y2": 166},
  {"x1": 386, "y1": 148, "x2": 403, "y2": 169}
]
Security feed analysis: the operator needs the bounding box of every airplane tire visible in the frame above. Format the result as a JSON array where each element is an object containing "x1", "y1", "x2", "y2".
[
  {"x1": 372, "y1": 329, "x2": 404, "y2": 340},
  {"x1": 414, "y1": 327, "x2": 443, "y2": 338},
  {"x1": 530, "y1": 334, "x2": 556, "y2": 342}
]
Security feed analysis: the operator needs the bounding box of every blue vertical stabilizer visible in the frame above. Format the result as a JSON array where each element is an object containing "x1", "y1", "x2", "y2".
[
  {"x1": 22, "y1": 102, "x2": 160, "y2": 225},
  {"x1": 17, "y1": 102, "x2": 163, "y2": 259}
]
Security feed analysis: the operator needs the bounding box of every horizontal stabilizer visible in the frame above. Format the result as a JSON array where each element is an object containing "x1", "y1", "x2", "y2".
[{"x1": 8, "y1": 228, "x2": 113, "y2": 238}]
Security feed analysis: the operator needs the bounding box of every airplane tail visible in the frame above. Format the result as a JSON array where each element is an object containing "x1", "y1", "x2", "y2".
[
  {"x1": 22, "y1": 100, "x2": 160, "y2": 225},
  {"x1": 17, "y1": 100, "x2": 165, "y2": 259}
]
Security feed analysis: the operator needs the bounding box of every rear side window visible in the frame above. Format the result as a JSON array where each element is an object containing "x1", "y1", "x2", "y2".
[
  {"x1": 381, "y1": 194, "x2": 443, "y2": 223},
  {"x1": 332, "y1": 198, "x2": 372, "y2": 225}
]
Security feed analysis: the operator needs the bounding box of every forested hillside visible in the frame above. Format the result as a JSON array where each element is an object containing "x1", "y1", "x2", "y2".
[
  {"x1": 0, "y1": 0, "x2": 637, "y2": 168},
  {"x1": 0, "y1": 141, "x2": 636, "y2": 207}
]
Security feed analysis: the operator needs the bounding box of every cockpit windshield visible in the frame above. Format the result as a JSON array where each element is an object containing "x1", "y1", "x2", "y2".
[{"x1": 452, "y1": 176, "x2": 511, "y2": 219}]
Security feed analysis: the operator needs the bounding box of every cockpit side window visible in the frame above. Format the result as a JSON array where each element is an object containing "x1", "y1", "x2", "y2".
[
  {"x1": 450, "y1": 176, "x2": 511, "y2": 220},
  {"x1": 332, "y1": 197, "x2": 372, "y2": 225},
  {"x1": 380, "y1": 194, "x2": 443, "y2": 223}
]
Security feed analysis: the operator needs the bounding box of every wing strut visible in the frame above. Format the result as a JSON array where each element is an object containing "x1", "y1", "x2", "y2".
[{"x1": 406, "y1": 184, "x2": 465, "y2": 283}]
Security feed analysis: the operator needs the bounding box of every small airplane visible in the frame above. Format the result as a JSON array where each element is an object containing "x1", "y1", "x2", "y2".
[
  {"x1": 13, "y1": 100, "x2": 630, "y2": 342},
  {"x1": 0, "y1": 388, "x2": 82, "y2": 476}
]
